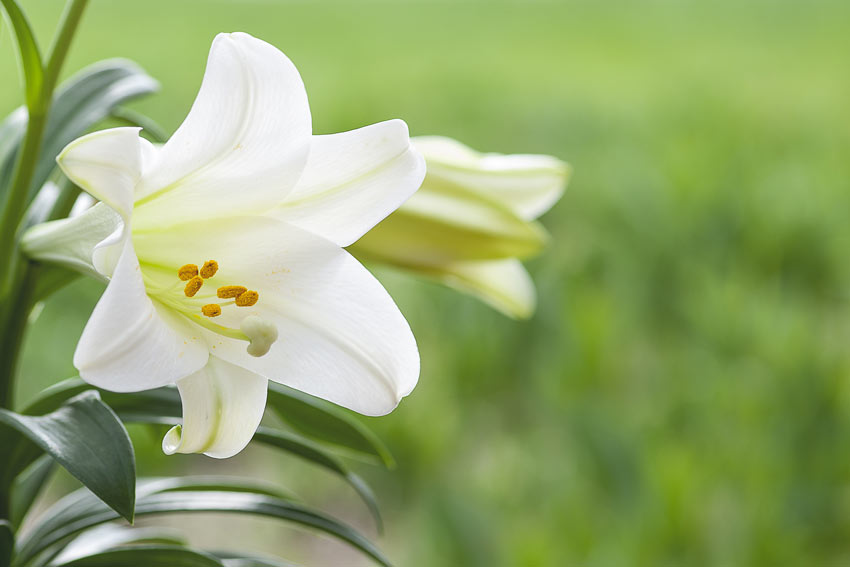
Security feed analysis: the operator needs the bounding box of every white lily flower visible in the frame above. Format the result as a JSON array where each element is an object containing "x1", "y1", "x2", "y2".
[
  {"x1": 350, "y1": 136, "x2": 569, "y2": 319},
  {"x1": 22, "y1": 32, "x2": 424, "y2": 458}
]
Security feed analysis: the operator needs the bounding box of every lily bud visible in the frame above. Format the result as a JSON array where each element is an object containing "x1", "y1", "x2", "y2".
[{"x1": 349, "y1": 136, "x2": 570, "y2": 319}]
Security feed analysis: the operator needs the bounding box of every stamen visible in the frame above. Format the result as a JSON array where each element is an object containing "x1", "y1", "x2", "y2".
[
  {"x1": 241, "y1": 315, "x2": 278, "y2": 357},
  {"x1": 178, "y1": 264, "x2": 199, "y2": 281},
  {"x1": 235, "y1": 290, "x2": 259, "y2": 307},
  {"x1": 217, "y1": 285, "x2": 247, "y2": 299},
  {"x1": 184, "y1": 276, "x2": 204, "y2": 297},
  {"x1": 200, "y1": 260, "x2": 219, "y2": 279},
  {"x1": 202, "y1": 304, "x2": 222, "y2": 317}
]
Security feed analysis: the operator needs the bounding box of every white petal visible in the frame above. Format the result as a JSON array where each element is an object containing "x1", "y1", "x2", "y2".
[
  {"x1": 438, "y1": 258, "x2": 536, "y2": 319},
  {"x1": 56, "y1": 127, "x2": 143, "y2": 219},
  {"x1": 21, "y1": 202, "x2": 120, "y2": 281},
  {"x1": 163, "y1": 356, "x2": 267, "y2": 459},
  {"x1": 413, "y1": 136, "x2": 570, "y2": 220},
  {"x1": 133, "y1": 217, "x2": 419, "y2": 416},
  {"x1": 271, "y1": 120, "x2": 425, "y2": 246},
  {"x1": 132, "y1": 32, "x2": 311, "y2": 230},
  {"x1": 74, "y1": 238, "x2": 208, "y2": 392}
]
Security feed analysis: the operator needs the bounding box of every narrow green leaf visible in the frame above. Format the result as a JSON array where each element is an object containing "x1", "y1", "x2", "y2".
[
  {"x1": 53, "y1": 525, "x2": 186, "y2": 565},
  {"x1": 19, "y1": 476, "x2": 296, "y2": 565},
  {"x1": 0, "y1": 0, "x2": 44, "y2": 109},
  {"x1": 18, "y1": 488, "x2": 392, "y2": 567},
  {"x1": 0, "y1": 392, "x2": 136, "y2": 522},
  {"x1": 9, "y1": 455, "x2": 55, "y2": 528},
  {"x1": 267, "y1": 383, "x2": 395, "y2": 467},
  {"x1": 0, "y1": 108, "x2": 26, "y2": 201},
  {"x1": 213, "y1": 552, "x2": 296, "y2": 567},
  {"x1": 254, "y1": 427, "x2": 383, "y2": 532},
  {"x1": 109, "y1": 107, "x2": 167, "y2": 143},
  {"x1": 54, "y1": 545, "x2": 224, "y2": 567}
]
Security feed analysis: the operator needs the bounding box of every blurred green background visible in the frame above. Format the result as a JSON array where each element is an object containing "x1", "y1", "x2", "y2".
[{"x1": 4, "y1": 0, "x2": 850, "y2": 565}]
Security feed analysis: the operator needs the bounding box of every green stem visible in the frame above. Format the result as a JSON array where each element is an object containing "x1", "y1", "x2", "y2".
[{"x1": 0, "y1": 0, "x2": 88, "y2": 410}]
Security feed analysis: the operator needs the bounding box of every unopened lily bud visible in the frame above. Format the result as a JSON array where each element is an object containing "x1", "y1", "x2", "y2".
[{"x1": 349, "y1": 136, "x2": 569, "y2": 319}]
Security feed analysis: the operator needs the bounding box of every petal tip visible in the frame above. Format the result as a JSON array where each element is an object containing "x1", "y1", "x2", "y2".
[{"x1": 161, "y1": 425, "x2": 182, "y2": 455}]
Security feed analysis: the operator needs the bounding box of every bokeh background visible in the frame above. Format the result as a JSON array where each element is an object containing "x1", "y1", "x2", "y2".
[{"x1": 4, "y1": 0, "x2": 850, "y2": 565}]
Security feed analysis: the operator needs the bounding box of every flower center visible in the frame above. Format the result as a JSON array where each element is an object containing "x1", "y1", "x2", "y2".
[
  {"x1": 144, "y1": 259, "x2": 277, "y2": 357},
  {"x1": 176, "y1": 260, "x2": 259, "y2": 317}
]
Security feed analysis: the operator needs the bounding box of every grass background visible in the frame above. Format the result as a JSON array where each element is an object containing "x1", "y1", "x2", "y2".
[{"x1": 3, "y1": 0, "x2": 850, "y2": 565}]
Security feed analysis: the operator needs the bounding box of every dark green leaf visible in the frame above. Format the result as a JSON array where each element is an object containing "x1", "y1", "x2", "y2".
[
  {"x1": 0, "y1": 520, "x2": 12, "y2": 567},
  {"x1": 22, "y1": 378, "x2": 180, "y2": 418},
  {"x1": 9, "y1": 455, "x2": 55, "y2": 528},
  {"x1": 267, "y1": 383, "x2": 394, "y2": 467},
  {"x1": 0, "y1": 0, "x2": 43, "y2": 109},
  {"x1": 54, "y1": 545, "x2": 223, "y2": 567},
  {"x1": 18, "y1": 486, "x2": 392, "y2": 567},
  {"x1": 0, "y1": 392, "x2": 136, "y2": 522}
]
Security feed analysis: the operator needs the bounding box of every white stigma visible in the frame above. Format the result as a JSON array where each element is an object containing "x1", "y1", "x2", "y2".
[{"x1": 240, "y1": 315, "x2": 278, "y2": 357}]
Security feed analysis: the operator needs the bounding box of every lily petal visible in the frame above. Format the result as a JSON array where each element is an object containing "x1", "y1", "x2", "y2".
[
  {"x1": 133, "y1": 216, "x2": 419, "y2": 416},
  {"x1": 132, "y1": 32, "x2": 311, "y2": 231},
  {"x1": 163, "y1": 356, "x2": 268, "y2": 459},
  {"x1": 271, "y1": 119, "x2": 425, "y2": 246},
  {"x1": 56, "y1": 127, "x2": 142, "y2": 219},
  {"x1": 74, "y1": 238, "x2": 208, "y2": 391},
  {"x1": 413, "y1": 136, "x2": 570, "y2": 220},
  {"x1": 436, "y1": 258, "x2": 536, "y2": 319}
]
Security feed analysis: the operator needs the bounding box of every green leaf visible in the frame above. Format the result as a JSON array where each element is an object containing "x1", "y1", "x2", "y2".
[
  {"x1": 18, "y1": 486, "x2": 392, "y2": 567},
  {"x1": 0, "y1": 60, "x2": 158, "y2": 213},
  {"x1": 0, "y1": 520, "x2": 12, "y2": 567},
  {"x1": 254, "y1": 427, "x2": 383, "y2": 532},
  {"x1": 0, "y1": 0, "x2": 44, "y2": 110},
  {"x1": 213, "y1": 552, "x2": 296, "y2": 567},
  {"x1": 0, "y1": 392, "x2": 136, "y2": 523},
  {"x1": 9, "y1": 455, "x2": 55, "y2": 528},
  {"x1": 54, "y1": 545, "x2": 224, "y2": 567},
  {"x1": 29, "y1": 59, "x2": 158, "y2": 202},
  {"x1": 16, "y1": 476, "x2": 294, "y2": 566},
  {"x1": 109, "y1": 107, "x2": 167, "y2": 143},
  {"x1": 0, "y1": 108, "x2": 26, "y2": 199},
  {"x1": 53, "y1": 525, "x2": 186, "y2": 565},
  {"x1": 267, "y1": 383, "x2": 395, "y2": 467}
]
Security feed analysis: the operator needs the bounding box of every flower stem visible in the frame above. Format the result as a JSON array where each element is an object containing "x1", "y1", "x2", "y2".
[{"x1": 0, "y1": 0, "x2": 88, "y2": 410}]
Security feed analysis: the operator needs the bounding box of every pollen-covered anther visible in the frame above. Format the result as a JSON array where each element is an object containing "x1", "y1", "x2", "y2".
[
  {"x1": 200, "y1": 260, "x2": 219, "y2": 279},
  {"x1": 217, "y1": 285, "x2": 248, "y2": 299},
  {"x1": 178, "y1": 264, "x2": 199, "y2": 281},
  {"x1": 184, "y1": 276, "x2": 204, "y2": 297},
  {"x1": 202, "y1": 304, "x2": 222, "y2": 317},
  {"x1": 235, "y1": 290, "x2": 259, "y2": 307}
]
